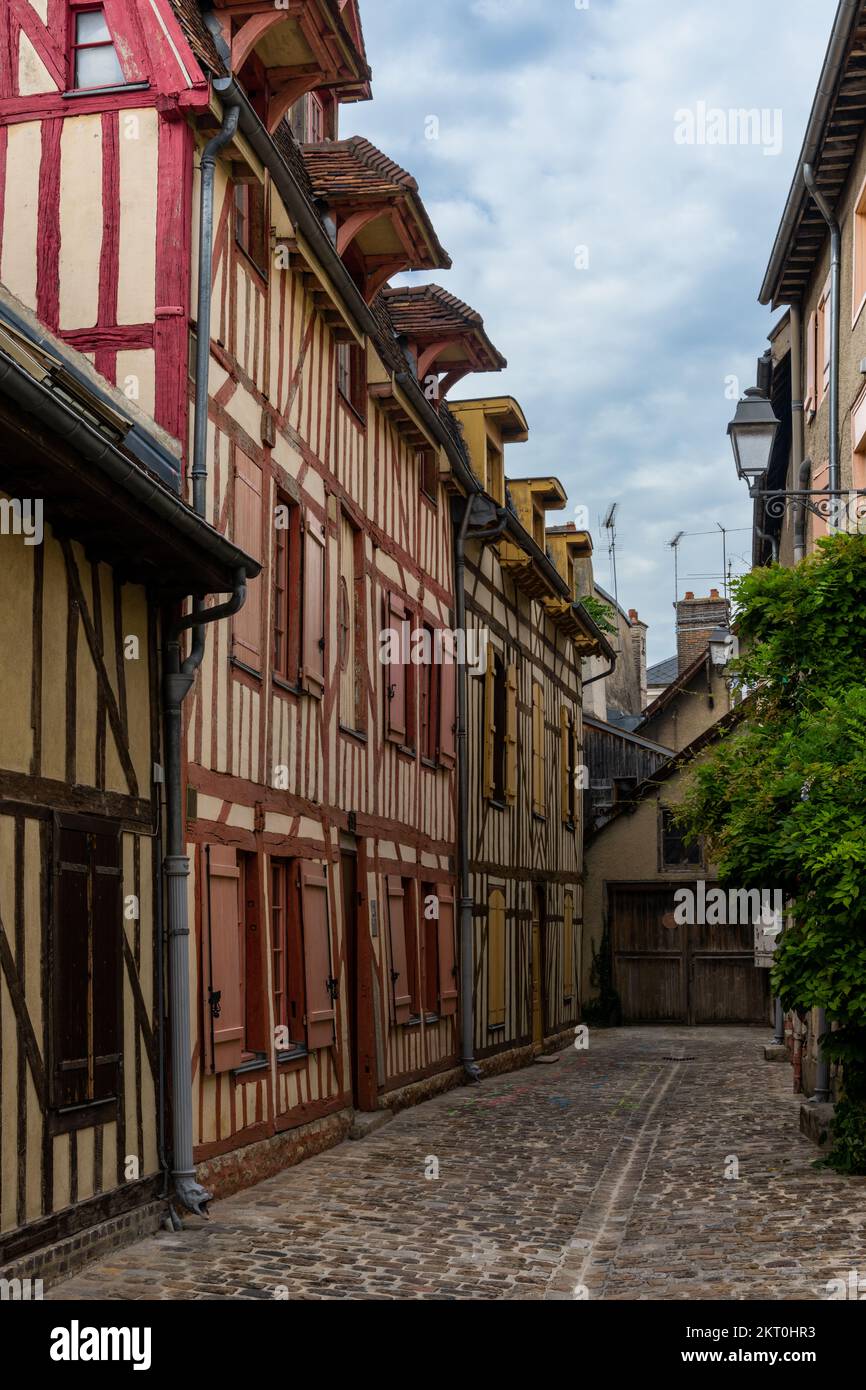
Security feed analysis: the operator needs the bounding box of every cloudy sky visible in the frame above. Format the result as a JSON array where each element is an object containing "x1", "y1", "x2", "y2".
[{"x1": 349, "y1": 0, "x2": 838, "y2": 662}]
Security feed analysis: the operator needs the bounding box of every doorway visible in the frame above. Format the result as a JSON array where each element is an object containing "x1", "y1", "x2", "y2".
[
  {"x1": 340, "y1": 842, "x2": 377, "y2": 1109},
  {"x1": 531, "y1": 886, "x2": 545, "y2": 1047}
]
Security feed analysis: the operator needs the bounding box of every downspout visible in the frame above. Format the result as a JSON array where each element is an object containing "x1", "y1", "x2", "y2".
[
  {"x1": 793, "y1": 458, "x2": 812, "y2": 563},
  {"x1": 803, "y1": 165, "x2": 840, "y2": 500},
  {"x1": 164, "y1": 577, "x2": 247, "y2": 1216},
  {"x1": 454, "y1": 494, "x2": 482, "y2": 1083},
  {"x1": 163, "y1": 93, "x2": 243, "y2": 1217}
]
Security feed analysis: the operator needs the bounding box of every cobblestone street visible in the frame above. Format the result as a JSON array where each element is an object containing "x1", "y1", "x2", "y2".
[{"x1": 49, "y1": 1028, "x2": 866, "y2": 1301}]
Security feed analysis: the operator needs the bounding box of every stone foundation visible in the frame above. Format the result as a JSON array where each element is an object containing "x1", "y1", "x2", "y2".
[
  {"x1": 0, "y1": 1199, "x2": 167, "y2": 1291},
  {"x1": 196, "y1": 1108, "x2": 354, "y2": 1203}
]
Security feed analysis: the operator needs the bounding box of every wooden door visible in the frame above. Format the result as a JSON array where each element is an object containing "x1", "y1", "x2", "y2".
[
  {"x1": 531, "y1": 887, "x2": 544, "y2": 1046},
  {"x1": 609, "y1": 883, "x2": 769, "y2": 1025},
  {"x1": 341, "y1": 851, "x2": 360, "y2": 1106},
  {"x1": 341, "y1": 847, "x2": 378, "y2": 1110}
]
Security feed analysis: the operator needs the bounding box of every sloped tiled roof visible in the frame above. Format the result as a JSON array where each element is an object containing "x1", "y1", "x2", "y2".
[
  {"x1": 166, "y1": 0, "x2": 226, "y2": 75},
  {"x1": 381, "y1": 284, "x2": 506, "y2": 369},
  {"x1": 647, "y1": 654, "x2": 678, "y2": 688},
  {"x1": 301, "y1": 137, "x2": 450, "y2": 268}
]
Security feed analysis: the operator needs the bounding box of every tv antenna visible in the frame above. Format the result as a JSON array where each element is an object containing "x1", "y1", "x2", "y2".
[
  {"x1": 669, "y1": 531, "x2": 685, "y2": 606},
  {"x1": 603, "y1": 503, "x2": 619, "y2": 607}
]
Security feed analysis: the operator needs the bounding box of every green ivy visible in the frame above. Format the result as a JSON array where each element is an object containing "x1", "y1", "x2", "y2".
[
  {"x1": 580, "y1": 595, "x2": 618, "y2": 636},
  {"x1": 676, "y1": 532, "x2": 866, "y2": 1174},
  {"x1": 582, "y1": 928, "x2": 622, "y2": 1027}
]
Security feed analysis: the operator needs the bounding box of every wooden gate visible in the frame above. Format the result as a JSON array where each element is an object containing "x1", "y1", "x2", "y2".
[{"x1": 608, "y1": 884, "x2": 770, "y2": 1025}]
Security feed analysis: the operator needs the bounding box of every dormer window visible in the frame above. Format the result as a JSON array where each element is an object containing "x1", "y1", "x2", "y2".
[{"x1": 70, "y1": 6, "x2": 124, "y2": 91}]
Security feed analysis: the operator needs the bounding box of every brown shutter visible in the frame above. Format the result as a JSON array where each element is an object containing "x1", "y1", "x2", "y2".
[
  {"x1": 386, "y1": 592, "x2": 407, "y2": 743},
  {"x1": 53, "y1": 820, "x2": 121, "y2": 1108},
  {"x1": 505, "y1": 662, "x2": 518, "y2": 804},
  {"x1": 560, "y1": 707, "x2": 571, "y2": 823},
  {"x1": 299, "y1": 861, "x2": 335, "y2": 1048},
  {"x1": 563, "y1": 892, "x2": 575, "y2": 999},
  {"x1": 203, "y1": 844, "x2": 245, "y2": 1074},
  {"x1": 301, "y1": 511, "x2": 326, "y2": 696},
  {"x1": 532, "y1": 682, "x2": 546, "y2": 817},
  {"x1": 437, "y1": 882, "x2": 458, "y2": 1017},
  {"x1": 483, "y1": 656, "x2": 496, "y2": 798},
  {"x1": 233, "y1": 451, "x2": 263, "y2": 669},
  {"x1": 387, "y1": 875, "x2": 412, "y2": 1024},
  {"x1": 438, "y1": 645, "x2": 457, "y2": 768}
]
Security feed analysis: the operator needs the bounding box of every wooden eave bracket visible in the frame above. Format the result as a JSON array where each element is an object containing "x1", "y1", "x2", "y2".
[
  {"x1": 368, "y1": 378, "x2": 440, "y2": 450},
  {"x1": 275, "y1": 235, "x2": 363, "y2": 345}
]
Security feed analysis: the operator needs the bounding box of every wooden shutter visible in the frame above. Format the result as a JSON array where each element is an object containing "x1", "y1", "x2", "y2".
[
  {"x1": 805, "y1": 311, "x2": 817, "y2": 414},
  {"x1": 301, "y1": 513, "x2": 326, "y2": 696},
  {"x1": 385, "y1": 592, "x2": 407, "y2": 743},
  {"x1": 53, "y1": 820, "x2": 122, "y2": 1108},
  {"x1": 563, "y1": 892, "x2": 575, "y2": 999},
  {"x1": 483, "y1": 656, "x2": 496, "y2": 798},
  {"x1": 299, "y1": 862, "x2": 335, "y2": 1048},
  {"x1": 487, "y1": 889, "x2": 506, "y2": 1028},
  {"x1": 560, "y1": 707, "x2": 570, "y2": 822},
  {"x1": 387, "y1": 875, "x2": 412, "y2": 1024},
  {"x1": 203, "y1": 844, "x2": 244, "y2": 1074},
  {"x1": 437, "y1": 882, "x2": 458, "y2": 1017},
  {"x1": 822, "y1": 277, "x2": 832, "y2": 395},
  {"x1": 532, "y1": 682, "x2": 545, "y2": 817},
  {"x1": 233, "y1": 451, "x2": 263, "y2": 669},
  {"x1": 439, "y1": 646, "x2": 457, "y2": 768},
  {"x1": 505, "y1": 662, "x2": 517, "y2": 804}
]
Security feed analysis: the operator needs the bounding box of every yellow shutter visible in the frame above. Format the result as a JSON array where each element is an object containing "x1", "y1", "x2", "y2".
[
  {"x1": 483, "y1": 656, "x2": 496, "y2": 799},
  {"x1": 573, "y1": 713, "x2": 582, "y2": 831},
  {"x1": 487, "y1": 889, "x2": 506, "y2": 1027},
  {"x1": 505, "y1": 662, "x2": 518, "y2": 805},
  {"x1": 563, "y1": 892, "x2": 574, "y2": 999},
  {"x1": 560, "y1": 707, "x2": 570, "y2": 822},
  {"x1": 532, "y1": 682, "x2": 545, "y2": 817}
]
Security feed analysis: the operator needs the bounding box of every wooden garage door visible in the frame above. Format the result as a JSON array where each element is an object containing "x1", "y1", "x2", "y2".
[{"x1": 609, "y1": 884, "x2": 770, "y2": 1026}]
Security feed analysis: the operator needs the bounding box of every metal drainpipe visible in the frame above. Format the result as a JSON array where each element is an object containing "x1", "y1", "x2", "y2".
[
  {"x1": 454, "y1": 493, "x2": 482, "y2": 1082},
  {"x1": 163, "y1": 92, "x2": 243, "y2": 1217},
  {"x1": 793, "y1": 459, "x2": 812, "y2": 563},
  {"x1": 164, "y1": 575, "x2": 247, "y2": 1216},
  {"x1": 803, "y1": 166, "x2": 840, "y2": 501}
]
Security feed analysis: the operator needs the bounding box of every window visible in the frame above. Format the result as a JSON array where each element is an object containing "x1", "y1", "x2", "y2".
[
  {"x1": 403, "y1": 880, "x2": 421, "y2": 1018},
  {"x1": 561, "y1": 707, "x2": 577, "y2": 825},
  {"x1": 419, "y1": 624, "x2": 439, "y2": 762},
  {"x1": 337, "y1": 343, "x2": 367, "y2": 420},
  {"x1": 271, "y1": 859, "x2": 307, "y2": 1051},
  {"x1": 484, "y1": 651, "x2": 507, "y2": 802},
  {"x1": 235, "y1": 182, "x2": 268, "y2": 276},
  {"x1": 52, "y1": 816, "x2": 122, "y2": 1112},
  {"x1": 660, "y1": 808, "x2": 702, "y2": 870},
  {"x1": 70, "y1": 6, "x2": 125, "y2": 91},
  {"x1": 233, "y1": 451, "x2": 263, "y2": 671},
  {"x1": 486, "y1": 441, "x2": 504, "y2": 504},
  {"x1": 532, "y1": 681, "x2": 546, "y2": 817},
  {"x1": 487, "y1": 889, "x2": 506, "y2": 1029},
  {"x1": 418, "y1": 448, "x2": 438, "y2": 503},
  {"x1": 421, "y1": 883, "x2": 440, "y2": 1017},
  {"x1": 338, "y1": 512, "x2": 365, "y2": 730},
  {"x1": 387, "y1": 876, "x2": 412, "y2": 1023},
  {"x1": 273, "y1": 494, "x2": 301, "y2": 683}
]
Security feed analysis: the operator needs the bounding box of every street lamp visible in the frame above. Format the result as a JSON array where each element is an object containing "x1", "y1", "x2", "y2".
[
  {"x1": 708, "y1": 627, "x2": 737, "y2": 669},
  {"x1": 727, "y1": 388, "x2": 779, "y2": 494}
]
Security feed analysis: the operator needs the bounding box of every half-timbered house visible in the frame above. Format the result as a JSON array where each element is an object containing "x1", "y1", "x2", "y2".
[
  {"x1": 447, "y1": 398, "x2": 615, "y2": 1068},
  {"x1": 0, "y1": 285, "x2": 257, "y2": 1274},
  {"x1": 0, "y1": 0, "x2": 499, "y2": 1200}
]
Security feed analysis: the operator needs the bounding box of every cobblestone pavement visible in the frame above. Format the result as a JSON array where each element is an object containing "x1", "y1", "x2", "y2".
[{"x1": 49, "y1": 1027, "x2": 866, "y2": 1301}]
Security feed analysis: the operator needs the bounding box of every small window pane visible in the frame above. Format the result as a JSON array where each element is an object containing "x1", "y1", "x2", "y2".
[
  {"x1": 76, "y1": 11, "x2": 111, "y2": 44},
  {"x1": 75, "y1": 42, "x2": 124, "y2": 90}
]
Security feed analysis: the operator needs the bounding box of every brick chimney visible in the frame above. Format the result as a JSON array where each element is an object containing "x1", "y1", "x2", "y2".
[
  {"x1": 628, "y1": 609, "x2": 648, "y2": 711},
  {"x1": 676, "y1": 589, "x2": 729, "y2": 674}
]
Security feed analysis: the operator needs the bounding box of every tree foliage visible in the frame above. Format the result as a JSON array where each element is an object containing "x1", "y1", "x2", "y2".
[{"x1": 676, "y1": 533, "x2": 866, "y2": 1172}]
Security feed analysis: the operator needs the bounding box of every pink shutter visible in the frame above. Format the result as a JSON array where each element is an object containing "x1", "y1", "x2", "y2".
[
  {"x1": 300, "y1": 862, "x2": 335, "y2": 1048},
  {"x1": 203, "y1": 845, "x2": 244, "y2": 1074},
  {"x1": 805, "y1": 311, "x2": 816, "y2": 414},
  {"x1": 386, "y1": 593, "x2": 407, "y2": 744},
  {"x1": 437, "y1": 882, "x2": 458, "y2": 1016},
  {"x1": 439, "y1": 650, "x2": 456, "y2": 768},
  {"x1": 301, "y1": 513, "x2": 326, "y2": 696},
  {"x1": 387, "y1": 875, "x2": 412, "y2": 1024},
  {"x1": 233, "y1": 451, "x2": 263, "y2": 669}
]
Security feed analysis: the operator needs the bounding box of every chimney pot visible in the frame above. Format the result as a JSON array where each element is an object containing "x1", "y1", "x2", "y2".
[
  {"x1": 684, "y1": 591, "x2": 694, "y2": 600},
  {"x1": 628, "y1": 608, "x2": 638, "y2": 621},
  {"x1": 710, "y1": 588, "x2": 719, "y2": 598}
]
